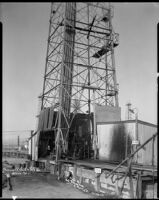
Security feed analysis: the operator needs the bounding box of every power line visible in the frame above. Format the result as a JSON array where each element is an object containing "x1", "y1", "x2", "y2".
[{"x1": 3, "y1": 130, "x2": 33, "y2": 132}]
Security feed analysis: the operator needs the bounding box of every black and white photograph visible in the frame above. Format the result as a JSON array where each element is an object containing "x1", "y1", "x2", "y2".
[{"x1": 1, "y1": 2, "x2": 158, "y2": 199}]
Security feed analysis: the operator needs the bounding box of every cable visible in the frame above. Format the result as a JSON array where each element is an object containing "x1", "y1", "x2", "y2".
[{"x1": 3, "y1": 130, "x2": 33, "y2": 132}]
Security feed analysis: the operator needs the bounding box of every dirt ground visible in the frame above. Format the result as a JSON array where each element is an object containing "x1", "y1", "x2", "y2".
[
  {"x1": 3, "y1": 157, "x2": 29, "y2": 165},
  {"x1": 3, "y1": 173, "x2": 97, "y2": 198},
  {"x1": 2, "y1": 157, "x2": 119, "y2": 199}
]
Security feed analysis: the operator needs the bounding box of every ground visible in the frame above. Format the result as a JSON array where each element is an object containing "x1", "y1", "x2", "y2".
[
  {"x1": 3, "y1": 157, "x2": 28, "y2": 165},
  {"x1": 2, "y1": 157, "x2": 119, "y2": 199},
  {"x1": 3, "y1": 173, "x2": 97, "y2": 198},
  {"x1": 3, "y1": 157, "x2": 97, "y2": 198}
]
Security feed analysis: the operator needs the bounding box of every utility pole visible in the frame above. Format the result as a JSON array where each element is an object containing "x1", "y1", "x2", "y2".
[
  {"x1": 126, "y1": 102, "x2": 132, "y2": 120},
  {"x1": 17, "y1": 135, "x2": 20, "y2": 151},
  {"x1": 30, "y1": 130, "x2": 34, "y2": 160}
]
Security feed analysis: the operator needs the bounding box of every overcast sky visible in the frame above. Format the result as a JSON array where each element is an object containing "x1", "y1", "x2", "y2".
[{"x1": 1, "y1": 3, "x2": 158, "y2": 132}]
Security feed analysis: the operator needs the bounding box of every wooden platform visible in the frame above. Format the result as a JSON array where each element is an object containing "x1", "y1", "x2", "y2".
[
  {"x1": 36, "y1": 158, "x2": 157, "y2": 198},
  {"x1": 58, "y1": 159, "x2": 157, "y2": 178}
]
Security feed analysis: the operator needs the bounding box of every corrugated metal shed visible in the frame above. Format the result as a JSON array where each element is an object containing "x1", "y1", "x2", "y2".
[
  {"x1": 137, "y1": 121, "x2": 157, "y2": 166},
  {"x1": 97, "y1": 120, "x2": 157, "y2": 166}
]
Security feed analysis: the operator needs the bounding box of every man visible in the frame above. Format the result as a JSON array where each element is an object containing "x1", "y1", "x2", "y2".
[
  {"x1": 2, "y1": 173, "x2": 7, "y2": 188},
  {"x1": 6, "y1": 172, "x2": 13, "y2": 191}
]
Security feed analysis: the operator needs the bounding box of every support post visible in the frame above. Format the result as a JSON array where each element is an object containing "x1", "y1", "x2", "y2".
[
  {"x1": 73, "y1": 164, "x2": 77, "y2": 182},
  {"x1": 136, "y1": 172, "x2": 142, "y2": 199},
  {"x1": 152, "y1": 136, "x2": 155, "y2": 198},
  {"x1": 93, "y1": 89, "x2": 97, "y2": 159},
  {"x1": 58, "y1": 161, "x2": 62, "y2": 180},
  {"x1": 17, "y1": 135, "x2": 20, "y2": 151},
  {"x1": 30, "y1": 130, "x2": 33, "y2": 160},
  {"x1": 79, "y1": 167, "x2": 83, "y2": 184},
  {"x1": 94, "y1": 172, "x2": 100, "y2": 192},
  {"x1": 105, "y1": 132, "x2": 157, "y2": 178},
  {"x1": 128, "y1": 158, "x2": 134, "y2": 199}
]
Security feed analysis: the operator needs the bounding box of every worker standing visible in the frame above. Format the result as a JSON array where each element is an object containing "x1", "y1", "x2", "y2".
[{"x1": 6, "y1": 172, "x2": 13, "y2": 191}]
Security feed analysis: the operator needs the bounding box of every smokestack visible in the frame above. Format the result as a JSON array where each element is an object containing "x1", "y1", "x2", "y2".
[{"x1": 18, "y1": 135, "x2": 20, "y2": 151}]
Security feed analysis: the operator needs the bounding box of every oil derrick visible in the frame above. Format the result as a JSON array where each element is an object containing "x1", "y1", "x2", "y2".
[{"x1": 39, "y1": 2, "x2": 119, "y2": 161}]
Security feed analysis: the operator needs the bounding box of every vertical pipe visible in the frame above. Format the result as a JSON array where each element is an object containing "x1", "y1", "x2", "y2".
[
  {"x1": 108, "y1": 4, "x2": 119, "y2": 107},
  {"x1": 135, "y1": 113, "x2": 138, "y2": 140},
  {"x1": 125, "y1": 130, "x2": 128, "y2": 158},
  {"x1": 31, "y1": 130, "x2": 33, "y2": 160},
  {"x1": 87, "y1": 3, "x2": 91, "y2": 130},
  {"x1": 93, "y1": 90, "x2": 97, "y2": 159},
  {"x1": 134, "y1": 113, "x2": 138, "y2": 162},
  {"x1": 56, "y1": 2, "x2": 76, "y2": 162},
  {"x1": 105, "y1": 4, "x2": 110, "y2": 105},
  {"x1": 18, "y1": 135, "x2": 20, "y2": 151},
  {"x1": 105, "y1": 52, "x2": 108, "y2": 105},
  {"x1": 126, "y1": 103, "x2": 131, "y2": 120},
  {"x1": 56, "y1": 2, "x2": 69, "y2": 162},
  {"x1": 152, "y1": 136, "x2": 155, "y2": 199},
  {"x1": 87, "y1": 3, "x2": 92, "y2": 159}
]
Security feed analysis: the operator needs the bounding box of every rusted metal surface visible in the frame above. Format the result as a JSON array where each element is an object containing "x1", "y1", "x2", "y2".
[
  {"x1": 97, "y1": 120, "x2": 157, "y2": 165},
  {"x1": 97, "y1": 122, "x2": 133, "y2": 162},
  {"x1": 105, "y1": 132, "x2": 157, "y2": 179}
]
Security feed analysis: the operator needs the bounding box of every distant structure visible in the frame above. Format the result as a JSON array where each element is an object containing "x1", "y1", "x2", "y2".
[
  {"x1": 126, "y1": 102, "x2": 132, "y2": 120},
  {"x1": 126, "y1": 102, "x2": 138, "y2": 120}
]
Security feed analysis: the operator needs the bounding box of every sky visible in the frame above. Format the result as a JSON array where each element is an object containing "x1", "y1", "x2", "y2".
[{"x1": 1, "y1": 3, "x2": 159, "y2": 133}]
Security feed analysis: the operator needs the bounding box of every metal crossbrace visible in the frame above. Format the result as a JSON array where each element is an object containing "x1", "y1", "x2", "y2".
[
  {"x1": 40, "y1": 3, "x2": 120, "y2": 163},
  {"x1": 41, "y1": 2, "x2": 119, "y2": 110},
  {"x1": 107, "y1": 133, "x2": 157, "y2": 199},
  {"x1": 119, "y1": 156, "x2": 133, "y2": 195}
]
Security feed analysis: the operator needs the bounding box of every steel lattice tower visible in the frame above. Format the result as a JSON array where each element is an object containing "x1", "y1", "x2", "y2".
[{"x1": 40, "y1": 2, "x2": 119, "y2": 160}]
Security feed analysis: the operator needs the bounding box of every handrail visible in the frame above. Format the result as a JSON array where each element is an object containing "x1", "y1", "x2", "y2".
[{"x1": 105, "y1": 132, "x2": 157, "y2": 178}]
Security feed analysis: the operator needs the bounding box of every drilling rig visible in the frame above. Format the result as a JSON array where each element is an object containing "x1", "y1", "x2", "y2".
[
  {"x1": 30, "y1": 3, "x2": 158, "y2": 198},
  {"x1": 36, "y1": 2, "x2": 120, "y2": 163}
]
